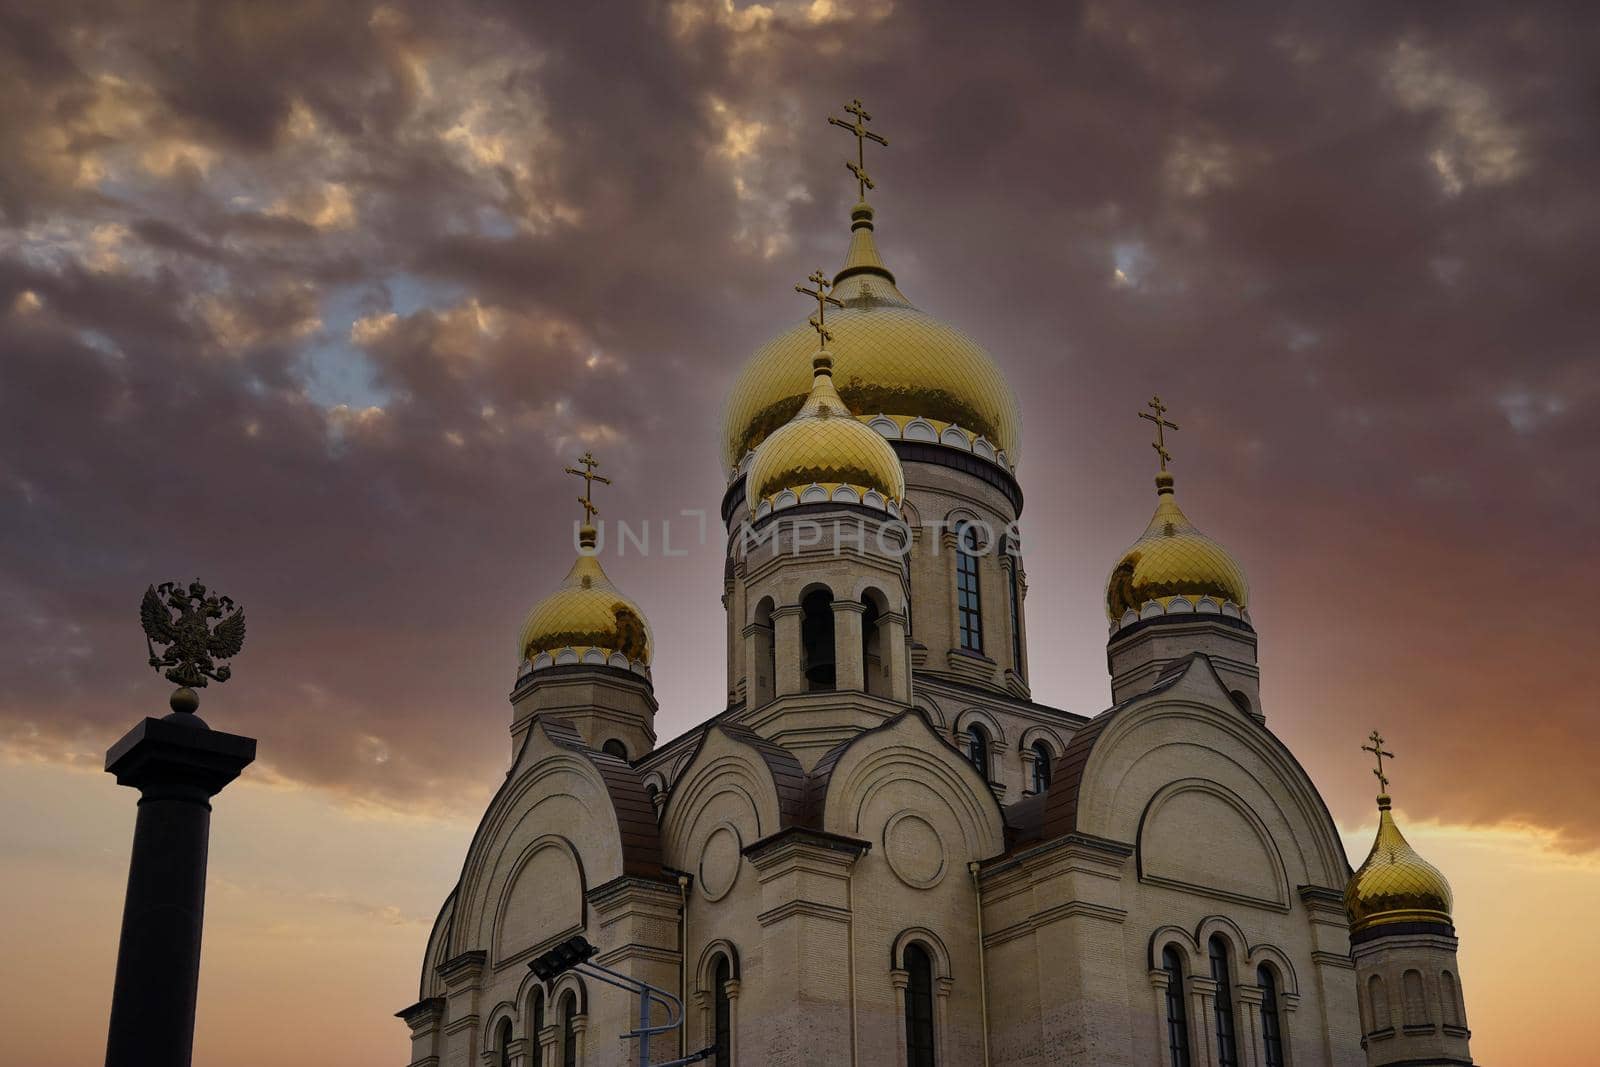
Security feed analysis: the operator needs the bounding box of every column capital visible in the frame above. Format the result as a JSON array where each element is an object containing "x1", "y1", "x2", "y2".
[
  {"x1": 105, "y1": 715, "x2": 257, "y2": 800},
  {"x1": 831, "y1": 599, "x2": 867, "y2": 615},
  {"x1": 769, "y1": 604, "x2": 805, "y2": 620},
  {"x1": 1148, "y1": 969, "x2": 1172, "y2": 991},
  {"x1": 723, "y1": 978, "x2": 741, "y2": 1000},
  {"x1": 889, "y1": 968, "x2": 909, "y2": 991}
]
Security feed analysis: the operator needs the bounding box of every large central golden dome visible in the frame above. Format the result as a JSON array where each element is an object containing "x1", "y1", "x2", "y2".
[{"x1": 723, "y1": 203, "x2": 1021, "y2": 474}]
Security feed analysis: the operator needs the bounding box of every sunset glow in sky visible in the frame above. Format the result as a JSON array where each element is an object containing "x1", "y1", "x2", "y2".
[{"x1": 1, "y1": 1, "x2": 1597, "y2": 1064}]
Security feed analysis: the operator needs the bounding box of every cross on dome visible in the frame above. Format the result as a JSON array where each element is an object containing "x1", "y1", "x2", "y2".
[
  {"x1": 1138, "y1": 394, "x2": 1180, "y2": 473},
  {"x1": 564, "y1": 451, "x2": 612, "y2": 528},
  {"x1": 795, "y1": 268, "x2": 844, "y2": 347},
  {"x1": 828, "y1": 98, "x2": 889, "y2": 202},
  {"x1": 1363, "y1": 729, "x2": 1395, "y2": 794}
]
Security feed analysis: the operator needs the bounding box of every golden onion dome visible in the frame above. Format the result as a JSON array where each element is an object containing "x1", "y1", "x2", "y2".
[
  {"x1": 723, "y1": 202, "x2": 1021, "y2": 475},
  {"x1": 1345, "y1": 794, "x2": 1454, "y2": 934},
  {"x1": 1106, "y1": 472, "x2": 1249, "y2": 622},
  {"x1": 746, "y1": 346, "x2": 906, "y2": 513},
  {"x1": 518, "y1": 531, "x2": 652, "y2": 666}
]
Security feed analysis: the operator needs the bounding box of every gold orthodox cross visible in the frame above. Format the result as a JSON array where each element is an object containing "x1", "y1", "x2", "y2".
[
  {"x1": 1362, "y1": 730, "x2": 1395, "y2": 792},
  {"x1": 795, "y1": 268, "x2": 843, "y2": 345},
  {"x1": 1138, "y1": 394, "x2": 1179, "y2": 471},
  {"x1": 564, "y1": 451, "x2": 611, "y2": 524},
  {"x1": 828, "y1": 98, "x2": 889, "y2": 201}
]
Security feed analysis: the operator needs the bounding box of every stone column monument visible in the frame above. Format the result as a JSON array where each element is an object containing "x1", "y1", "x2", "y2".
[{"x1": 104, "y1": 581, "x2": 256, "y2": 1067}]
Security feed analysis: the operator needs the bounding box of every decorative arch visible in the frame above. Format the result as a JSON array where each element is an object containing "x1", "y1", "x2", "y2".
[
  {"x1": 891, "y1": 926, "x2": 954, "y2": 977},
  {"x1": 1146, "y1": 925, "x2": 1201, "y2": 973},
  {"x1": 1017, "y1": 725, "x2": 1064, "y2": 756},
  {"x1": 482, "y1": 999, "x2": 519, "y2": 1049},
  {"x1": 549, "y1": 971, "x2": 589, "y2": 1015},
  {"x1": 1138, "y1": 779, "x2": 1292, "y2": 909},
  {"x1": 695, "y1": 939, "x2": 742, "y2": 992},
  {"x1": 491, "y1": 834, "x2": 587, "y2": 965},
  {"x1": 953, "y1": 707, "x2": 1009, "y2": 748},
  {"x1": 1245, "y1": 944, "x2": 1300, "y2": 997},
  {"x1": 1060, "y1": 661, "x2": 1350, "y2": 892}
]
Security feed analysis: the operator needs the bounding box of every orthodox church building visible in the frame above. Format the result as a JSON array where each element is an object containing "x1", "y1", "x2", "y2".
[{"x1": 399, "y1": 106, "x2": 1475, "y2": 1067}]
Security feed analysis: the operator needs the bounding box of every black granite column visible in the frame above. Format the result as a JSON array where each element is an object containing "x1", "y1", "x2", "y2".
[{"x1": 103, "y1": 693, "x2": 255, "y2": 1067}]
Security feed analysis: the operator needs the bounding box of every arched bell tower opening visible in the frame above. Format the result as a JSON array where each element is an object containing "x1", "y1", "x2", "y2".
[
  {"x1": 801, "y1": 586, "x2": 837, "y2": 691},
  {"x1": 861, "y1": 588, "x2": 889, "y2": 698}
]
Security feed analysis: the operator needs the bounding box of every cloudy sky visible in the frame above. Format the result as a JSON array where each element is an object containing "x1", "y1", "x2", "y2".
[{"x1": 1, "y1": 1, "x2": 1596, "y2": 1063}]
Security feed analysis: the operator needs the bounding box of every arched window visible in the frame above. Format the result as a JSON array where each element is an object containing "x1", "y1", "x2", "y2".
[
  {"x1": 713, "y1": 954, "x2": 732, "y2": 1067},
  {"x1": 1441, "y1": 970, "x2": 1461, "y2": 1027},
  {"x1": 1161, "y1": 946, "x2": 1191, "y2": 1067},
  {"x1": 956, "y1": 525, "x2": 983, "y2": 652},
  {"x1": 1030, "y1": 740, "x2": 1052, "y2": 793},
  {"x1": 1368, "y1": 974, "x2": 1391, "y2": 1033},
  {"x1": 903, "y1": 942, "x2": 936, "y2": 1067},
  {"x1": 964, "y1": 724, "x2": 989, "y2": 781},
  {"x1": 530, "y1": 988, "x2": 545, "y2": 1052},
  {"x1": 751, "y1": 597, "x2": 776, "y2": 706},
  {"x1": 1208, "y1": 936, "x2": 1239, "y2": 1067},
  {"x1": 496, "y1": 1018, "x2": 514, "y2": 1067},
  {"x1": 861, "y1": 590, "x2": 887, "y2": 697},
  {"x1": 1006, "y1": 555, "x2": 1024, "y2": 671},
  {"x1": 801, "y1": 588, "x2": 836, "y2": 690},
  {"x1": 601, "y1": 738, "x2": 628, "y2": 761},
  {"x1": 1258, "y1": 965, "x2": 1285, "y2": 1067},
  {"x1": 1402, "y1": 969, "x2": 1428, "y2": 1026},
  {"x1": 560, "y1": 991, "x2": 578, "y2": 1067}
]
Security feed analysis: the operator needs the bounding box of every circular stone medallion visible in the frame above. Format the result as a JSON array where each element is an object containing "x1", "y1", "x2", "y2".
[
  {"x1": 698, "y1": 824, "x2": 742, "y2": 901},
  {"x1": 883, "y1": 811, "x2": 946, "y2": 889}
]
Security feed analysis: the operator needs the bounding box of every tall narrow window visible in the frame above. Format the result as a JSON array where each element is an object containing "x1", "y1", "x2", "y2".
[
  {"x1": 1402, "y1": 969, "x2": 1428, "y2": 1026},
  {"x1": 904, "y1": 943, "x2": 936, "y2": 1067},
  {"x1": 1208, "y1": 936, "x2": 1239, "y2": 1067},
  {"x1": 956, "y1": 525, "x2": 983, "y2": 652},
  {"x1": 1030, "y1": 740, "x2": 1052, "y2": 794},
  {"x1": 1258, "y1": 965, "x2": 1285, "y2": 1067},
  {"x1": 561, "y1": 992, "x2": 578, "y2": 1067},
  {"x1": 1162, "y1": 946, "x2": 1191, "y2": 1067},
  {"x1": 1441, "y1": 971, "x2": 1461, "y2": 1027},
  {"x1": 1007, "y1": 557, "x2": 1023, "y2": 670},
  {"x1": 713, "y1": 955, "x2": 732, "y2": 1067},
  {"x1": 965, "y1": 724, "x2": 989, "y2": 781},
  {"x1": 801, "y1": 588, "x2": 836, "y2": 690},
  {"x1": 530, "y1": 989, "x2": 545, "y2": 1054},
  {"x1": 1369, "y1": 974, "x2": 1391, "y2": 1032},
  {"x1": 497, "y1": 1019, "x2": 514, "y2": 1067}
]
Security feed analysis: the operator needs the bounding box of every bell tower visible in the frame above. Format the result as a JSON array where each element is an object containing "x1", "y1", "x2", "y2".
[{"x1": 722, "y1": 269, "x2": 913, "y2": 766}]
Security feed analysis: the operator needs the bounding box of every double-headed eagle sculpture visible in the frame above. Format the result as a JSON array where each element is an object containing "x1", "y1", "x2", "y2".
[{"x1": 140, "y1": 580, "x2": 246, "y2": 695}]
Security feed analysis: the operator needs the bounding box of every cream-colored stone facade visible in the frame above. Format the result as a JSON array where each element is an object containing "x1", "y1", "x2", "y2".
[{"x1": 401, "y1": 191, "x2": 1474, "y2": 1067}]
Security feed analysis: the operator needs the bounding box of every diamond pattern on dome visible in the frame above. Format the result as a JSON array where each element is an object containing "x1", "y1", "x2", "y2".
[
  {"x1": 724, "y1": 303, "x2": 1021, "y2": 471},
  {"x1": 519, "y1": 554, "x2": 652, "y2": 664},
  {"x1": 1345, "y1": 801, "x2": 1454, "y2": 933},
  {"x1": 747, "y1": 385, "x2": 906, "y2": 511},
  {"x1": 1105, "y1": 492, "x2": 1250, "y2": 620}
]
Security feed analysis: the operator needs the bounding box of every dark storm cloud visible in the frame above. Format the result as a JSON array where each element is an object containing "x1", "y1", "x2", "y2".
[{"x1": 1, "y1": 1, "x2": 1595, "y2": 841}]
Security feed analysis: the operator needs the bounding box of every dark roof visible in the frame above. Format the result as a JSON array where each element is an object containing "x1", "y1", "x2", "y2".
[
  {"x1": 1038, "y1": 655, "x2": 1196, "y2": 845},
  {"x1": 542, "y1": 717, "x2": 668, "y2": 881},
  {"x1": 716, "y1": 723, "x2": 811, "y2": 829}
]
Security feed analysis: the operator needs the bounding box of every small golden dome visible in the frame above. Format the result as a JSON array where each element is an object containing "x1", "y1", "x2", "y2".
[
  {"x1": 1106, "y1": 473, "x2": 1249, "y2": 621},
  {"x1": 746, "y1": 349, "x2": 906, "y2": 513},
  {"x1": 1345, "y1": 795, "x2": 1454, "y2": 934},
  {"x1": 723, "y1": 203, "x2": 1021, "y2": 473},
  {"x1": 519, "y1": 538, "x2": 652, "y2": 665}
]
